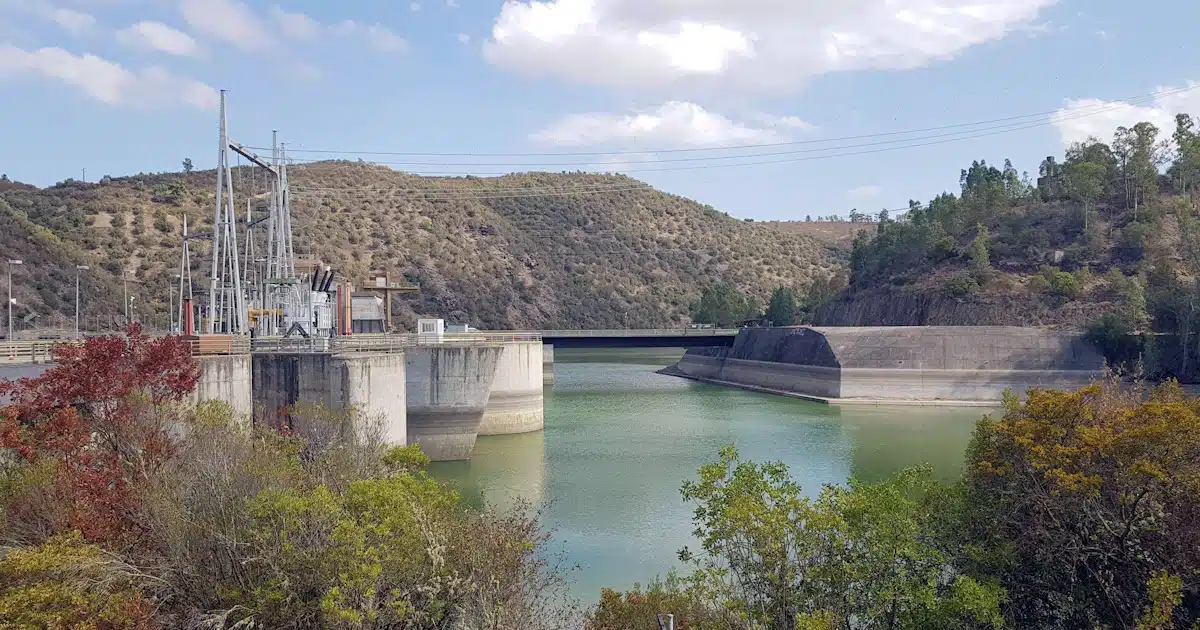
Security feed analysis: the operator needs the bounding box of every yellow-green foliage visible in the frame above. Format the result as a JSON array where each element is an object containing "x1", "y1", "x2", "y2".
[{"x1": 0, "y1": 532, "x2": 154, "y2": 629}]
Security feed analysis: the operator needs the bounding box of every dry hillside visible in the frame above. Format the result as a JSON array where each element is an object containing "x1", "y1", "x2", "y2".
[
  {"x1": 0, "y1": 162, "x2": 840, "y2": 330},
  {"x1": 762, "y1": 220, "x2": 876, "y2": 248}
]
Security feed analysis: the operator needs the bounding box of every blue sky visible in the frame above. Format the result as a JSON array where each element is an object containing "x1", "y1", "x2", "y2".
[{"x1": 1, "y1": 0, "x2": 1199, "y2": 221}]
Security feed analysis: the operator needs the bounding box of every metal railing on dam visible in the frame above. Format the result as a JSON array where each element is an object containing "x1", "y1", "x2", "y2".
[
  {"x1": 251, "y1": 332, "x2": 542, "y2": 354},
  {"x1": 517, "y1": 328, "x2": 740, "y2": 338},
  {"x1": 0, "y1": 328, "x2": 734, "y2": 364}
]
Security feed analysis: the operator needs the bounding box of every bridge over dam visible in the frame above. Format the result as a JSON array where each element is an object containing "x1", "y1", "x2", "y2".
[
  {"x1": 493, "y1": 328, "x2": 739, "y2": 385},
  {"x1": 0, "y1": 326, "x2": 1106, "y2": 459}
]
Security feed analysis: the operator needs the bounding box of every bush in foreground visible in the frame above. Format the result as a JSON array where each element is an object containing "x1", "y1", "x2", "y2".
[
  {"x1": 594, "y1": 376, "x2": 1200, "y2": 629},
  {"x1": 0, "y1": 328, "x2": 574, "y2": 628}
]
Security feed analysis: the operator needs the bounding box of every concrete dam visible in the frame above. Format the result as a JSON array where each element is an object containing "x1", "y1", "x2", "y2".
[
  {"x1": 0, "y1": 339, "x2": 546, "y2": 462},
  {"x1": 662, "y1": 326, "x2": 1106, "y2": 404}
]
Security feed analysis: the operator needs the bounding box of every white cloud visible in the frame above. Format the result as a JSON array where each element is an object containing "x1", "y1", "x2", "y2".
[
  {"x1": 0, "y1": 1, "x2": 95, "y2": 36},
  {"x1": 181, "y1": 0, "x2": 272, "y2": 51},
  {"x1": 117, "y1": 21, "x2": 200, "y2": 57},
  {"x1": 332, "y1": 20, "x2": 408, "y2": 53},
  {"x1": 271, "y1": 5, "x2": 320, "y2": 40},
  {"x1": 0, "y1": 44, "x2": 217, "y2": 109},
  {"x1": 50, "y1": 8, "x2": 94, "y2": 35},
  {"x1": 446, "y1": 0, "x2": 459, "y2": 6},
  {"x1": 530, "y1": 101, "x2": 801, "y2": 147},
  {"x1": 583, "y1": 151, "x2": 657, "y2": 173},
  {"x1": 485, "y1": 0, "x2": 1058, "y2": 93},
  {"x1": 847, "y1": 185, "x2": 881, "y2": 200},
  {"x1": 1050, "y1": 83, "x2": 1200, "y2": 147},
  {"x1": 410, "y1": 2, "x2": 421, "y2": 11},
  {"x1": 457, "y1": 32, "x2": 470, "y2": 44}
]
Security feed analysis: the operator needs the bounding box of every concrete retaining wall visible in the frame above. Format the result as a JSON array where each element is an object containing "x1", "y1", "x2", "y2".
[
  {"x1": 405, "y1": 345, "x2": 503, "y2": 461},
  {"x1": 252, "y1": 352, "x2": 407, "y2": 445},
  {"x1": 480, "y1": 341, "x2": 544, "y2": 435},
  {"x1": 542, "y1": 344, "x2": 555, "y2": 385},
  {"x1": 667, "y1": 326, "x2": 1105, "y2": 403},
  {"x1": 195, "y1": 355, "x2": 252, "y2": 419}
]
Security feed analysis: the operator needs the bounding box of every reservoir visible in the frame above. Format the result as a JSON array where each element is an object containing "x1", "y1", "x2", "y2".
[{"x1": 429, "y1": 349, "x2": 992, "y2": 602}]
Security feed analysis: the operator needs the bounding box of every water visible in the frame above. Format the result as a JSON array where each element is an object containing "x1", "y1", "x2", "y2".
[{"x1": 429, "y1": 349, "x2": 992, "y2": 603}]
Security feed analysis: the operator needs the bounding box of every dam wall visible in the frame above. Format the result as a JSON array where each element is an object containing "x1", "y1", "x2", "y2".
[
  {"x1": 665, "y1": 327, "x2": 1105, "y2": 403},
  {"x1": 480, "y1": 341, "x2": 544, "y2": 435},
  {"x1": 542, "y1": 344, "x2": 555, "y2": 385},
  {"x1": 405, "y1": 345, "x2": 503, "y2": 461},
  {"x1": 252, "y1": 352, "x2": 407, "y2": 445},
  {"x1": 0, "y1": 357, "x2": 252, "y2": 415},
  {"x1": 195, "y1": 355, "x2": 252, "y2": 419}
]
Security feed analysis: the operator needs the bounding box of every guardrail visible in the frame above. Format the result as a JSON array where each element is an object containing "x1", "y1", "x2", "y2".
[
  {"x1": 522, "y1": 329, "x2": 741, "y2": 337},
  {"x1": 251, "y1": 332, "x2": 542, "y2": 354},
  {"x1": 0, "y1": 341, "x2": 63, "y2": 365}
]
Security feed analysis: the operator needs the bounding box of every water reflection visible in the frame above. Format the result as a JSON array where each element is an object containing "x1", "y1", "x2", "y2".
[{"x1": 431, "y1": 349, "x2": 989, "y2": 601}]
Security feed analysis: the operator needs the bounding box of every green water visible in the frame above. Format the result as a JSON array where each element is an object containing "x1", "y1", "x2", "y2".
[{"x1": 429, "y1": 349, "x2": 992, "y2": 603}]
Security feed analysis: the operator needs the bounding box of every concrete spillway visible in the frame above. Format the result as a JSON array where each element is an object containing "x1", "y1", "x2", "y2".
[
  {"x1": 252, "y1": 352, "x2": 407, "y2": 444},
  {"x1": 665, "y1": 326, "x2": 1105, "y2": 404},
  {"x1": 405, "y1": 345, "x2": 504, "y2": 461},
  {"x1": 480, "y1": 340, "x2": 544, "y2": 435}
]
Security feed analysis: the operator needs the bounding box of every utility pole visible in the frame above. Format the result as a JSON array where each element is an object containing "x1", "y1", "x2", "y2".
[
  {"x1": 75, "y1": 265, "x2": 89, "y2": 338},
  {"x1": 6, "y1": 259, "x2": 20, "y2": 340}
]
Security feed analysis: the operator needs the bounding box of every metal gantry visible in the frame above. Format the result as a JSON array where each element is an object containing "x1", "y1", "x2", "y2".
[{"x1": 176, "y1": 90, "x2": 330, "y2": 339}]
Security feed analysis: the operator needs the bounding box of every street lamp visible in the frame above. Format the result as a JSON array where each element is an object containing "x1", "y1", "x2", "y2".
[
  {"x1": 7, "y1": 259, "x2": 21, "y2": 340},
  {"x1": 75, "y1": 265, "x2": 89, "y2": 339}
]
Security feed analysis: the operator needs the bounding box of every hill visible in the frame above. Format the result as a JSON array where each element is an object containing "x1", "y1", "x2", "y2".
[
  {"x1": 806, "y1": 115, "x2": 1200, "y2": 375},
  {"x1": 0, "y1": 164, "x2": 840, "y2": 331},
  {"x1": 762, "y1": 219, "x2": 876, "y2": 248}
]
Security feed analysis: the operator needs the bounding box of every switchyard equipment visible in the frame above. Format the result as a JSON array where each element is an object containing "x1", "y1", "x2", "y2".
[{"x1": 178, "y1": 91, "x2": 338, "y2": 340}]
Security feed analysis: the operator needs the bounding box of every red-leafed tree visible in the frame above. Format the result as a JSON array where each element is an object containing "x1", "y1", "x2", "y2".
[{"x1": 0, "y1": 325, "x2": 200, "y2": 545}]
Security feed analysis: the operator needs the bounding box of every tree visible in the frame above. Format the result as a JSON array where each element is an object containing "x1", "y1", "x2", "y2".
[
  {"x1": 665, "y1": 446, "x2": 1004, "y2": 629},
  {"x1": 960, "y1": 379, "x2": 1200, "y2": 629},
  {"x1": 1171, "y1": 114, "x2": 1200, "y2": 199},
  {"x1": 765, "y1": 287, "x2": 797, "y2": 326},
  {"x1": 969, "y1": 223, "x2": 991, "y2": 282},
  {"x1": 1065, "y1": 161, "x2": 1106, "y2": 229},
  {"x1": 692, "y1": 282, "x2": 758, "y2": 327},
  {"x1": 0, "y1": 325, "x2": 199, "y2": 545},
  {"x1": 1114, "y1": 123, "x2": 1167, "y2": 218},
  {"x1": 181, "y1": 158, "x2": 193, "y2": 173}
]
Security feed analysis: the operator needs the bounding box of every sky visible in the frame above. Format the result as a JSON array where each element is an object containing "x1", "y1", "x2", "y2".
[{"x1": 1, "y1": 0, "x2": 1200, "y2": 221}]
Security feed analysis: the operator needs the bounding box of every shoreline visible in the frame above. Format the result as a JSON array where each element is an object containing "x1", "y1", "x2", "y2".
[{"x1": 656, "y1": 365, "x2": 1001, "y2": 408}]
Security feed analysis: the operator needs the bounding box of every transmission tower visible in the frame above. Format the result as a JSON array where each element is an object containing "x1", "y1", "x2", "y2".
[
  {"x1": 176, "y1": 215, "x2": 194, "y2": 332},
  {"x1": 207, "y1": 90, "x2": 247, "y2": 334}
]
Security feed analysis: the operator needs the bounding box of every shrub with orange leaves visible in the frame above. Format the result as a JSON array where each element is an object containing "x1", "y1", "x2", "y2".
[
  {"x1": 0, "y1": 325, "x2": 199, "y2": 546},
  {"x1": 961, "y1": 376, "x2": 1200, "y2": 629}
]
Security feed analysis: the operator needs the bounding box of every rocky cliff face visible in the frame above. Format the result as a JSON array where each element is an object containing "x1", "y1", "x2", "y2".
[{"x1": 811, "y1": 289, "x2": 1114, "y2": 328}]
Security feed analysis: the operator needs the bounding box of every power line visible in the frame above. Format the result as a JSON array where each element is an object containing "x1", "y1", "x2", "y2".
[
  {"x1": 272, "y1": 88, "x2": 1191, "y2": 177},
  {"x1": 289, "y1": 182, "x2": 655, "y2": 201},
  {"x1": 247, "y1": 84, "x2": 1198, "y2": 159}
]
